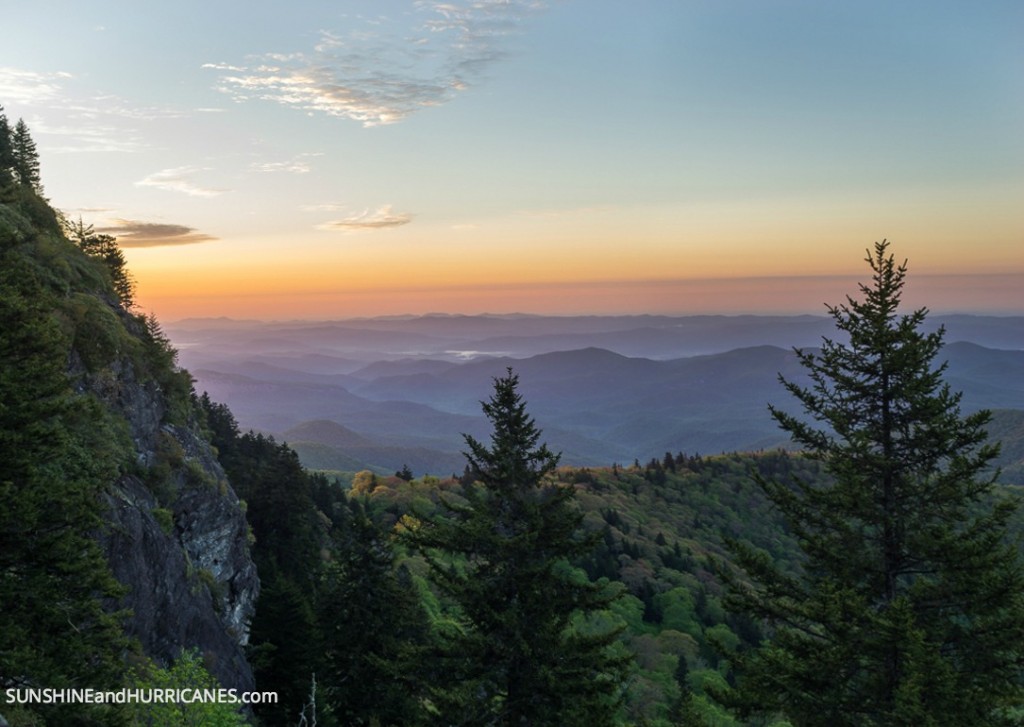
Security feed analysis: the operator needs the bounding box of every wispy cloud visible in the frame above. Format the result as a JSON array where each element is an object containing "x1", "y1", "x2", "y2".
[
  {"x1": 251, "y1": 160, "x2": 312, "y2": 174},
  {"x1": 2, "y1": 66, "x2": 188, "y2": 153},
  {"x1": 249, "y1": 152, "x2": 321, "y2": 174},
  {"x1": 0, "y1": 67, "x2": 187, "y2": 121},
  {"x1": 0, "y1": 67, "x2": 72, "y2": 105},
  {"x1": 69, "y1": 206, "x2": 116, "y2": 214},
  {"x1": 301, "y1": 202, "x2": 347, "y2": 212},
  {"x1": 96, "y1": 219, "x2": 217, "y2": 248},
  {"x1": 201, "y1": 62, "x2": 246, "y2": 73},
  {"x1": 206, "y1": 1, "x2": 546, "y2": 126},
  {"x1": 32, "y1": 120, "x2": 147, "y2": 153},
  {"x1": 135, "y1": 167, "x2": 227, "y2": 197},
  {"x1": 317, "y1": 205, "x2": 413, "y2": 232}
]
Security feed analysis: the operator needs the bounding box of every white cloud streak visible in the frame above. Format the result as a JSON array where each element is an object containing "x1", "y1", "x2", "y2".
[
  {"x1": 135, "y1": 167, "x2": 227, "y2": 197},
  {"x1": 249, "y1": 152, "x2": 321, "y2": 174},
  {"x1": 2, "y1": 66, "x2": 189, "y2": 154},
  {"x1": 206, "y1": 1, "x2": 546, "y2": 126},
  {"x1": 0, "y1": 67, "x2": 71, "y2": 105},
  {"x1": 301, "y1": 202, "x2": 347, "y2": 212},
  {"x1": 316, "y1": 205, "x2": 413, "y2": 232}
]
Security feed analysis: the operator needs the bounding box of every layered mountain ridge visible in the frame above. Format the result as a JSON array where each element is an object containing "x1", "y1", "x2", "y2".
[{"x1": 169, "y1": 316, "x2": 1024, "y2": 481}]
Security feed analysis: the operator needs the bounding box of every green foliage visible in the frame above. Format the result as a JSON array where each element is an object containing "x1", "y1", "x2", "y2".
[
  {"x1": 146, "y1": 430, "x2": 186, "y2": 505},
  {"x1": 140, "y1": 313, "x2": 195, "y2": 424},
  {"x1": 318, "y1": 499, "x2": 434, "y2": 726},
  {"x1": 404, "y1": 369, "x2": 631, "y2": 725},
  {"x1": 63, "y1": 291, "x2": 136, "y2": 370},
  {"x1": 201, "y1": 396, "x2": 327, "y2": 723},
  {"x1": 723, "y1": 242, "x2": 1024, "y2": 725},
  {"x1": 125, "y1": 650, "x2": 248, "y2": 726},
  {"x1": 363, "y1": 448, "x2": 813, "y2": 722},
  {"x1": 0, "y1": 104, "x2": 14, "y2": 189},
  {"x1": 246, "y1": 566, "x2": 319, "y2": 725},
  {"x1": 152, "y1": 507, "x2": 175, "y2": 535},
  {"x1": 11, "y1": 118, "x2": 40, "y2": 191},
  {"x1": 0, "y1": 197, "x2": 130, "y2": 723},
  {"x1": 64, "y1": 216, "x2": 136, "y2": 308}
]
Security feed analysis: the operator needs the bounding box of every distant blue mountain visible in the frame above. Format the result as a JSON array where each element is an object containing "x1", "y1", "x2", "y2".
[{"x1": 176, "y1": 314, "x2": 1023, "y2": 476}]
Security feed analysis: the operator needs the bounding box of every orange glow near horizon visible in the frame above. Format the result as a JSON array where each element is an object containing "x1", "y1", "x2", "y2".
[
  {"x1": 129, "y1": 267, "x2": 1024, "y2": 322},
  {"x1": 119, "y1": 180, "x2": 1024, "y2": 322},
  {"x1": 123, "y1": 202, "x2": 1024, "y2": 321}
]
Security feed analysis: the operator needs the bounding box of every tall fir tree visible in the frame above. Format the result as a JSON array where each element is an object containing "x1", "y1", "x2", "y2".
[
  {"x1": 723, "y1": 241, "x2": 1024, "y2": 725},
  {"x1": 11, "y1": 118, "x2": 40, "y2": 191},
  {"x1": 0, "y1": 104, "x2": 14, "y2": 188},
  {"x1": 318, "y1": 498, "x2": 433, "y2": 726},
  {"x1": 405, "y1": 369, "x2": 629, "y2": 726}
]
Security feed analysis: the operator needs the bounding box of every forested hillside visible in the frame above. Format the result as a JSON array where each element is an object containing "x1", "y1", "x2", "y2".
[
  {"x1": 1, "y1": 106, "x2": 256, "y2": 725},
  {"x1": 354, "y1": 452, "x2": 814, "y2": 724}
]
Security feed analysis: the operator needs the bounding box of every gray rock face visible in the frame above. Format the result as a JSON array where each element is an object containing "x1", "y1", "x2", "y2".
[
  {"x1": 102, "y1": 474, "x2": 257, "y2": 692},
  {"x1": 84, "y1": 351, "x2": 260, "y2": 693},
  {"x1": 68, "y1": 345, "x2": 164, "y2": 464}
]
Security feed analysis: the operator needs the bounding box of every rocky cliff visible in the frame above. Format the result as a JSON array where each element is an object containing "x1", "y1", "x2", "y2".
[{"x1": 74, "y1": 312, "x2": 260, "y2": 693}]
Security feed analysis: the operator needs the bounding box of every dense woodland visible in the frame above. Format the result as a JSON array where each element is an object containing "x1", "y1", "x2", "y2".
[{"x1": 3, "y1": 103, "x2": 1024, "y2": 725}]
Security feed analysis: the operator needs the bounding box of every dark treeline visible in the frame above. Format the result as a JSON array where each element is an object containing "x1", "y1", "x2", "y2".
[{"x1": 0, "y1": 104, "x2": 40, "y2": 193}]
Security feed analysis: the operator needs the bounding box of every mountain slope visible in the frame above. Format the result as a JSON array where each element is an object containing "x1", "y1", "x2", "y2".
[{"x1": 1, "y1": 168, "x2": 258, "y2": 710}]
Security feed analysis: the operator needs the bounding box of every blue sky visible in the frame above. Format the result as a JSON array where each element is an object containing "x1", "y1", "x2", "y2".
[{"x1": 3, "y1": 1, "x2": 1022, "y2": 318}]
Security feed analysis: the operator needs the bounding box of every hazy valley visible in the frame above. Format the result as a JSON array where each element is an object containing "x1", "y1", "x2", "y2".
[{"x1": 168, "y1": 314, "x2": 1024, "y2": 479}]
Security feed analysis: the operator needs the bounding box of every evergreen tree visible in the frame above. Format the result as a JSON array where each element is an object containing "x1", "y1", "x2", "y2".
[
  {"x1": 11, "y1": 118, "x2": 40, "y2": 191},
  {"x1": 246, "y1": 564, "x2": 320, "y2": 725},
  {"x1": 0, "y1": 104, "x2": 14, "y2": 188},
  {"x1": 319, "y1": 498, "x2": 432, "y2": 726},
  {"x1": 199, "y1": 395, "x2": 327, "y2": 723},
  {"x1": 65, "y1": 216, "x2": 136, "y2": 308},
  {"x1": 668, "y1": 655, "x2": 702, "y2": 726},
  {"x1": 723, "y1": 241, "x2": 1024, "y2": 725},
  {"x1": 405, "y1": 369, "x2": 629, "y2": 725}
]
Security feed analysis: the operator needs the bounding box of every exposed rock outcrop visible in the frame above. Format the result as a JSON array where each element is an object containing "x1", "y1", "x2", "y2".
[{"x1": 82, "y1": 347, "x2": 260, "y2": 692}]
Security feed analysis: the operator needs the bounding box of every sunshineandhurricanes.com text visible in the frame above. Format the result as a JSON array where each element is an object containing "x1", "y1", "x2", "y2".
[{"x1": 3, "y1": 687, "x2": 278, "y2": 706}]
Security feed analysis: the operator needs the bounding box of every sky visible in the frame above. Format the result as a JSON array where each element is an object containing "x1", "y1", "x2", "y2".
[{"x1": 3, "y1": 0, "x2": 1022, "y2": 320}]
